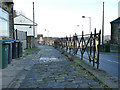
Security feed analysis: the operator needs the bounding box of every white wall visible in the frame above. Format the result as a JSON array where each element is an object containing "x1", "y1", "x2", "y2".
[
  {"x1": 14, "y1": 25, "x2": 37, "y2": 37},
  {"x1": 14, "y1": 15, "x2": 37, "y2": 37}
]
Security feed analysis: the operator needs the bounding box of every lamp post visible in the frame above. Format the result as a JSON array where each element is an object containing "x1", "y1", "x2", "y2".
[
  {"x1": 102, "y1": 2, "x2": 104, "y2": 45},
  {"x1": 33, "y1": 2, "x2": 35, "y2": 47},
  {"x1": 44, "y1": 29, "x2": 49, "y2": 37},
  {"x1": 77, "y1": 25, "x2": 83, "y2": 31},
  {"x1": 82, "y1": 16, "x2": 91, "y2": 34}
]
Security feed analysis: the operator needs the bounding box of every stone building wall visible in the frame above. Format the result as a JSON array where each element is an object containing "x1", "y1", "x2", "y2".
[
  {"x1": 8, "y1": 3, "x2": 14, "y2": 40},
  {"x1": 111, "y1": 23, "x2": 120, "y2": 45},
  {"x1": 110, "y1": 18, "x2": 120, "y2": 52}
]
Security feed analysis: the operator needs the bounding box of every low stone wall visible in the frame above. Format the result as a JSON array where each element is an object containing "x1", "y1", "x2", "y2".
[
  {"x1": 110, "y1": 44, "x2": 120, "y2": 53},
  {"x1": 27, "y1": 36, "x2": 34, "y2": 49},
  {"x1": 34, "y1": 38, "x2": 38, "y2": 47}
]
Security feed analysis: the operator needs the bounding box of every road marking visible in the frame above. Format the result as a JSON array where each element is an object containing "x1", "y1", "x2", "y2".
[
  {"x1": 76, "y1": 52, "x2": 120, "y2": 64},
  {"x1": 40, "y1": 57, "x2": 57, "y2": 60},
  {"x1": 106, "y1": 60, "x2": 119, "y2": 64},
  {"x1": 100, "y1": 53, "x2": 120, "y2": 58}
]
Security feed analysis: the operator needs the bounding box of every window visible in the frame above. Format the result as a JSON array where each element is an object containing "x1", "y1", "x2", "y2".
[
  {"x1": 119, "y1": 28, "x2": 120, "y2": 32},
  {"x1": 0, "y1": 8, "x2": 9, "y2": 37}
]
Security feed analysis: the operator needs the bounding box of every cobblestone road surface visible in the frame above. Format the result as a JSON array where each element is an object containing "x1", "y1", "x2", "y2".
[{"x1": 19, "y1": 45, "x2": 103, "y2": 88}]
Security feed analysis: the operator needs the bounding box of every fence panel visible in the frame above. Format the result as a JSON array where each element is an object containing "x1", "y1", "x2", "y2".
[{"x1": 15, "y1": 29, "x2": 27, "y2": 49}]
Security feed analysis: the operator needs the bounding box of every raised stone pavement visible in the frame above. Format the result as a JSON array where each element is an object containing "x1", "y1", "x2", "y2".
[{"x1": 17, "y1": 45, "x2": 103, "y2": 88}]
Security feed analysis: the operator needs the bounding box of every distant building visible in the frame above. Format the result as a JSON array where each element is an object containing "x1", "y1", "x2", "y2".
[
  {"x1": 43, "y1": 37, "x2": 58, "y2": 45},
  {"x1": 104, "y1": 35, "x2": 111, "y2": 42},
  {"x1": 37, "y1": 34, "x2": 43, "y2": 44}
]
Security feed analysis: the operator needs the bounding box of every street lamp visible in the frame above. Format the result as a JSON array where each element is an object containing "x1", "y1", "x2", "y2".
[
  {"x1": 82, "y1": 16, "x2": 91, "y2": 34},
  {"x1": 44, "y1": 29, "x2": 49, "y2": 37},
  {"x1": 77, "y1": 25, "x2": 83, "y2": 31}
]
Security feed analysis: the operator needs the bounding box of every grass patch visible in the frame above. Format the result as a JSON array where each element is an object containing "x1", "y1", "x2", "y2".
[
  {"x1": 103, "y1": 74, "x2": 112, "y2": 77},
  {"x1": 15, "y1": 79, "x2": 20, "y2": 81},
  {"x1": 60, "y1": 48, "x2": 109, "y2": 88},
  {"x1": 16, "y1": 58, "x2": 20, "y2": 60},
  {"x1": 25, "y1": 47, "x2": 38, "y2": 52},
  {"x1": 42, "y1": 78, "x2": 47, "y2": 84},
  {"x1": 23, "y1": 47, "x2": 38, "y2": 57}
]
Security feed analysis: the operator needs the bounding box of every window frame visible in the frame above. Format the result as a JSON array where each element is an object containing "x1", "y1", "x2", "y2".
[{"x1": 0, "y1": 8, "x2": 9, "y2": 37}]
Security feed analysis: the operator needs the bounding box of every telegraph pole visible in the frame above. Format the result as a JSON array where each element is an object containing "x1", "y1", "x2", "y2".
[
  {"x1": 102, "y1": 2, "x2": 104, "y2": 44},
  {"x1": 33, "y1": 2, "x2": 35, "y2": 47}
]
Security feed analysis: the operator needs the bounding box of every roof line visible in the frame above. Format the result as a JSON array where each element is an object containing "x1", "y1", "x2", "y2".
[
  {"x1": 15, "y1": 14, "x2": 38, "y2": 25},
  {"x1": 14, "y1": 23, "x2": 37, "y2": 26},
  {"x1": 110, "y1": 17, "x2": 120, "y2": 23}
]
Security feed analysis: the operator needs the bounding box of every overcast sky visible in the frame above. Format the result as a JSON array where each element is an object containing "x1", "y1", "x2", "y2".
[{"x1": 13, "y1": 0, "x2": 119, "y2": 37}]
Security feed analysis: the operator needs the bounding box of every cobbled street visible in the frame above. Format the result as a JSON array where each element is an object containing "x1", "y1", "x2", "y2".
[{"x1": 19, "y1": 45, "x2": 103, "y2": 88}]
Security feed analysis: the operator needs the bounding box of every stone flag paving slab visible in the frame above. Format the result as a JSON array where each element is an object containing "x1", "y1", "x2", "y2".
[
  {"x1": 1, "y1": 47, "x2": 40, "y2": 89},
  {"x1": 17, "y1": 45, "x2": 103, "y2": 88}
]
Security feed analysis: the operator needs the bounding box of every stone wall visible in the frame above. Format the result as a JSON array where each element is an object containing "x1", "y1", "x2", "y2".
[
  {"x1": 110, "y1": 21, "x2": 120, "y2": 52},
  {"x1": 35, "y1": 38, "x2": 38, "y2": 47},
  {"x1": 111, "y1": 23, "x2": 120, "y2": 45},
  {"x1": 27, "y1": 36, "x2": 34, "y2": 49},
  {"x1": 8, "y1": 3, "x2": 14, "y2": 40}
]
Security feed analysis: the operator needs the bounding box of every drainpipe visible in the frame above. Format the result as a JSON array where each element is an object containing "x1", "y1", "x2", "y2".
[{"x1": 12, "y1": 3, "x2": 15, "y2": 40}]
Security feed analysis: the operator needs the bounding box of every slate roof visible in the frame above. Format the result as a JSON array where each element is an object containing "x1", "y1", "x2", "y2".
[{"x1": 110, "y1": 17, "x2": 120, "y2": 23}]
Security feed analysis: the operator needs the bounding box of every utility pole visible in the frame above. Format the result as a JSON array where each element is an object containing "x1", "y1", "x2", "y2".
[
  {"x1": 102, "y1": 2, "x2": 104, "y2": 45},
  {"x1": 33, "y1": 2, "x2": 35, "y2": 47}
]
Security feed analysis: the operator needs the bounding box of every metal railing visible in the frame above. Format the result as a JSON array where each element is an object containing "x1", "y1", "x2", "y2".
[{"x1": 54, "y1": 28, "x2": 101, "y2": 69}]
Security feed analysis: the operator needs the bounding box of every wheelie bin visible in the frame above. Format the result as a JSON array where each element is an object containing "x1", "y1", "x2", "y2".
[
  {"x1": 8, "y1": 41, "x2": 13, "y2": 64},
  {"x1": 0, "y1": 40, "x2": 10, "y2": 69},
  {"x1": 18, "y1": 41, "x2": 23, "y2": 58},
  {"x1": 12, "y1": 40, "x2": 19, "y2": 59}
]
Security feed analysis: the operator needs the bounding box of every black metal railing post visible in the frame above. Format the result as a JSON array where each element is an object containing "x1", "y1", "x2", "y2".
[
  {"x1": 89, "y1": 32, "x2": 92, "y2": 63},
  {"x1": 97, "y1": 30, "x2": 101, "y2": 69},
  {"x1": 81, "y1": 31, "x2": 84, "y2": 60},
  {"x1": 93, "y1": 28, "x2": 96, "y2": 67}
]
